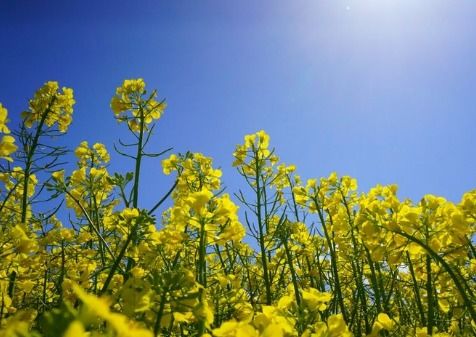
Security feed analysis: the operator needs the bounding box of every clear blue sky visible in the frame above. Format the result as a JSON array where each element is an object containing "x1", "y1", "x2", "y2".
[{"x1": 1, "y1": 0, "x2": 475, "y2": 208}]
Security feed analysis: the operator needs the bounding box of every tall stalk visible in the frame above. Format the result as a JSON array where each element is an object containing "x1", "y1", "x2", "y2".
[
  {"x1": 20, "y1": 98, "x2": 54, "y2": 223},
  {"x1": 254, "y1": 152, "x2": 272, "y2": 305},
  {"x1": 314, "y1": 200, "x2": 347, "y2": 321}
]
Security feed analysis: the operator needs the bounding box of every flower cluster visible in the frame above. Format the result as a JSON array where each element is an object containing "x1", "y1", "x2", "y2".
[
  {"x1": 0, "y1": 103, "x2": 17, "y2": 161},
  {"x1": 110, "y1": 78, "x2": 166, "y2": 132},
  {"x1": 22, "y1": 81, "x2": 75, "y2": 132}
]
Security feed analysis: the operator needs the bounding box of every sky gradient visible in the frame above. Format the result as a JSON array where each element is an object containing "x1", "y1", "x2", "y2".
[{"x1": 1, "y1": 0, "x2": 475, "y2": 209}]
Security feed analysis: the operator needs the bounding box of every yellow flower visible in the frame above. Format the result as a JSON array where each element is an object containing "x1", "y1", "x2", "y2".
[
  {"x1": 0, "y1": 103, "x2": 11, "y2": 134},
  {"x1": 19, "y1": 280, "x2": 35, "y2": 293},
  {"x1": 162, "y1": 153, "x2": 178, "y2": 175},
  {"x1": 415, "y1": 327, "x2": 428, "y2": 337},
  {"x1": 0, "y1": 135, "x2": 17, "y2": 161},
  {"x1": 302, "y1": 288, "x2": 332, "y2": 311},
  {"x1": 73, "y1": 283, "x2": 153, "y2": 337},
  {"x1": 93, "y1": 142, "x2": 110, "y2": 162},
  {"x1": 10, "y1": 225, "x2": 38, "y2": 254},
  {"x1": 74, "y1": 141, "x2": 90, "y2": 160},
  {"x1": 122, "y1": 208, "x2": 140, "y2": 220},
  {"x1": 188, "y1": 189, "x2": 213, "y2": 213},
  {"x1": 438, "y1": 298, "x2": 450, "y2": 313},
  {"x1": 261, "y1": 323, "x2": 284, "y2": 337},
  {"x1": 111, "y1": 95, "x2": 127, "y2": 114},
  {"x1": 277, "y1": 295, "x2": 294, "y2": 310},
  {"x1": 52, "y1": 170, "x2": 65, "y2": 183},
  {"x1": 63, "y1": 321, "x2": 87, "y2": 337},
  {"x1": 194, "y1": 299, "x2": 214, "y2": 329},
  {"x1": 327, "y1": 314, "x2": 351, "y2": 337},
  {"x1": 213, "y1": 320, "x2": 259, "y2": 337},
  {"x1": 376, "y1": 313, "x2": 394, "y2": 330}
]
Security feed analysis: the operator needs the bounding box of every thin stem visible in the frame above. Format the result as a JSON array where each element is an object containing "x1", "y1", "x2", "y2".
[
  {"x1": 254, "y1": 151, "x2": 272, "y2": 305},
  {"x1": 426, "y1": 254, "x2": 434, "y2": 335},
  {"x1": 21, "y1": 97, "x2": 55, "y2": 223}
]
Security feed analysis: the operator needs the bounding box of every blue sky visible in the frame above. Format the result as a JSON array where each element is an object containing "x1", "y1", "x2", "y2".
[{"x1": 1, "y1": 0, "x2": 475, "y2": 209}]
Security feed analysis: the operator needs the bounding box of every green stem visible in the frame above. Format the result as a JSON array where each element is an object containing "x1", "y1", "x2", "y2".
[
  {"x1": 315, "y1": 203, "x2": 347, "y2": 321},
  {"x1": 375, "y1": 263, "x2": 388, "y2": 312},
  {"x1": 254, "y1": 150, "x2": 272, "y2": 305},
  {"x1": 65, "y1": 190, "x2": 118, "y2": 264},
  {"x1": 342, "y1": 194, "x2": 370, "y2": 333},
  {"x1": 153, "y1": 289, "x2": 167, "y2": 336},
  {"x1": 92, "y1": 192, "x2": 105, "y2": 268},
  {"x1": 407, "y1": 252, "x2": 426, "y2": 326},
  {"x1": 283, "y1": 236, "x2": 301, "y2": 307},
  {"x1": 58, "y1": 240, "x2": 65, "y2": 303},
  {"x1": 426, "y1": 254, "x2": 434, "y2": 335},
  {"x1": 363, "y1": 246, "x2": 382, "y2": 313},
  {"x1": 100, "y1": 225, "x2": 135, "y2": 295},
  {"x1": 0, "y1": 297, "x2": 4, "y2": 326},
  {"x1": 21, "y1": 97, "x2": 55, "y2": 223},
  {"x1": 198, "y1": 220, "x2": 207, "y2": 287},
  {"x1": 41, "y1": 267, "x2": 48, "y2": 311},
  {"x1": 132, "y1": 106, "x2": 145, "y2": 209},
  {"x1": 197, "y1": 218, "x2": 208, "y2": 336},
  {"x1": 124, "y1": 105, "x2": 146, "y2": 275}
]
